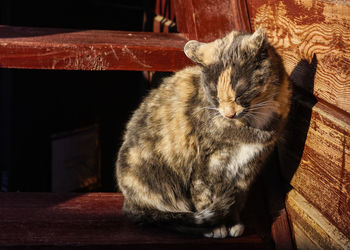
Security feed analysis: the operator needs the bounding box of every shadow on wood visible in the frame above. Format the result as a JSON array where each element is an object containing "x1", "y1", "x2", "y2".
[{"x1": 279, "y1": 55, "x2": 318, "y2": 183}]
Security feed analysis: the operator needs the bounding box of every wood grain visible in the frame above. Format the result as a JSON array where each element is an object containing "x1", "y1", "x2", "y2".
[
  {"x1": 247, "y1": 0, "x2": 350, "y2": 242},
  {"x1": 0, "y1": 26, "x2": 193, "y2": 71},
  {"x1": 286, "y1": 189, "x2": 350, "y2": 249},
  {"x1": 279, "y1": 99, "x2": 350, "y2": 239},
  {"x1": 0, "y1": 192, "x2": 267, "y2": 249},
  {"x1": 247, "y1": 0, "x2": 350, "y2": 114}
]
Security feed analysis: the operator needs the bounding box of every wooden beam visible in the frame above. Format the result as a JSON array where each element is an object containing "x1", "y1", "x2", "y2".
[
  {"x1": 0, "y1": 26, "x2": 193, "y2": 71},
  {"x1": 286, "y1": 190, "x2": 350, "y2": 249},
  {"x1": 230, "y1": 0, "x2": 252, "y2": 33},
  {"x1": 0, "y1": 192, "x2": 267, "y2": 249},
  {"x1": 174, "y1": 0, "x2": 237, "y2": 42},
  {"x1": 280, "y1": 100, "x2": 350, "y2": 239}
]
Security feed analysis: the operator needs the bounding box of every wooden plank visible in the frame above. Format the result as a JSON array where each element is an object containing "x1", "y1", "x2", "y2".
[
  {"x1": 286, "y1": 190, "x2": 350, "y2": 249},
  {"x1": 247, "y1": 0, "x2": 350, "y2": 242},
  {"x1": 174, "y1": 0, "x2": 251, "y2": 41},
  {"x1": 271, "y1": 210, "x2": 294, "y2": 250},
  {"x1": 0, "y1": 26, "x2": 193, "y2": 71},
  {"x1": 0, "y1": 192, "x2": 267, "y2": 249},
  {"x1": 247, "y1": 0, "x2": 350, "y2": 114},
  {"x1": 174, "y1": 0, "x2": 238, "y2": 42},
  {"x1": 279, "y1": 99, "x2": 350, "y2": 239},
  {"x1": 229, "y1": 0, "x2": 252, "y2": 33},
  {"x1": 173, "y1": 0, "x2": 198, "y2": 39}
]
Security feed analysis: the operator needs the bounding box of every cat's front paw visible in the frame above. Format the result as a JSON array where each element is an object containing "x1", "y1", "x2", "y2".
[
  {"x1": 228, "y1": 223, "x2": 245, "y2": 237},
  {"x1": 203, "y1": 225, "x2": 228, "y2": 238}
]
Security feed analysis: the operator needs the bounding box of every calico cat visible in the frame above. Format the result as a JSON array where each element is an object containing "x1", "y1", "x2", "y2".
[{"x1": 116, "y1": 27, "x2": 291, "y2": 238}]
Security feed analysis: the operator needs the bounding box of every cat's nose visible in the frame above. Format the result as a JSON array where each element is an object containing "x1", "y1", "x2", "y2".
[
  {"x1": 221, "y1": 104, "x2": 236, "y2": 119},
  {"x1": 223, "y1": 106, "x2": 236, "y2": 118},
  {"x1": 224, "y1": 112, "x2": 236, "y2": 119}
]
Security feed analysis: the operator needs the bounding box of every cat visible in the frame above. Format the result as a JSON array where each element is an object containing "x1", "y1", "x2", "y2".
[{"x1": 116, "y1": 27, "x2": 291, "y2": 238}]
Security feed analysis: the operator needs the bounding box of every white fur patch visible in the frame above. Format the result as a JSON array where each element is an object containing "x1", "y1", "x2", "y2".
[
  {"x1": 204, "y1": 225, "x2": 228, "y2": 238},
  {"x1": 209, "y1": 144, "x2": 263, "y2": 177},
  {"x1": 229, "y1": 223, "x2": 245, "y2": 237},
  {"x1": 195, "y1": 209, "x2": 214, "y2": 224},
  {"x1": 235, "y1": 143, "x2": 263, "y2": 167}
]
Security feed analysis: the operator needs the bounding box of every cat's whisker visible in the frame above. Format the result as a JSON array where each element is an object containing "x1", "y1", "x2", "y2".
[
  {"x1": 204, "y1": 107, "x2": 220, "y2": 112},
  {"x1": 193, "y1": 106, "x2": 220, "y2": 116},
  {"x1": 250, "y1": 100, "x2": 275, "y2": 107},
  {"x1": 246, "y1": 113, "x2": 270, "y2": 125},
  {"x1": 248, "y1": 103, "x2": 274, "y2": 111}
]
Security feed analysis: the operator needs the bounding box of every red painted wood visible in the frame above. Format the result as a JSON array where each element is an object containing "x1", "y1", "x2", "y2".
[
  {"x1": 173, "y1": 0, "x2": 198, "y2": 39},
  {"x1": 174, "y1": 0, "x2": 251, "y2": 42},
  {"x1": 230, "y1": 0, "x2": 252, "y2": 33},
  {"x1": 0, "y1": 192, "x2": 266, "y2": 249},
  {"x1": 174, "y1": 0, "x2": 236, "y2": 42},
  {"x1": 271, "y1": 210, "x2": 295, "y2": 250},
  {"x1": 0, "y1": 26, "x2": 193, "y2": 71}
]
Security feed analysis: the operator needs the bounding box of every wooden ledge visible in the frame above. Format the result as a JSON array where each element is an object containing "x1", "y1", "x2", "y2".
[
  {"x1": 0, "y1": 192, "x2": 266, "y2": 249},
  {"x1": 0, "y1": 26, "x2": 193, "y2": 71}
]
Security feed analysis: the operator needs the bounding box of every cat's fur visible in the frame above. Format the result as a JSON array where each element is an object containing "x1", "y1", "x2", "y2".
[{"x1": 116, "y1": 28, "x2": 291, "y2": 238}]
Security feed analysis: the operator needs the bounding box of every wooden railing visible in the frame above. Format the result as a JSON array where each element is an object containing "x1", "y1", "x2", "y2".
[{"x1": 0, "y1": 26, "x2": 191, "y2": 71}]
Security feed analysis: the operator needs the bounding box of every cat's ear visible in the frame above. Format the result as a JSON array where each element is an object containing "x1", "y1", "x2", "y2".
[
  {"x1": 184, "y1": 40, "x2": 217, "y2": 66},
  {"x1": 241, "y1": 26, "x2": 266, "y2": 52},
  {"x1": 184, "y1": 30, "x2": 240, "y2": 66}
]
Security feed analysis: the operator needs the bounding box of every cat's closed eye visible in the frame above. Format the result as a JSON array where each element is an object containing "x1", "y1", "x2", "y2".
[{"x1": 234, "y1": 79, "x2": 249, "y2": 98}]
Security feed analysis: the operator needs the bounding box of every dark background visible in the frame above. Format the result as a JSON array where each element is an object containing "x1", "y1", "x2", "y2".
[{"x1": 0, "y1": 0, "x2": 160, "y2": 192}]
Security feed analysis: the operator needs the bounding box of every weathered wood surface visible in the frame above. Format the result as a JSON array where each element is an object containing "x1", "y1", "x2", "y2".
[
  {"x1": 286, "y1": 190, "x2": 350, "y2": 249},
  {"x1": 0, "y1": 192, "x2": 267, "y2": 249},
  {"x1": 282, "y1": 100, "x2": 350, "y2": 239},
  {"x1": 247, "y1": 0, "x2": 350, "y2": 114},
  {"x1": 248, "y1": 0, "x2": 350, "y2": 241},
  {"x1": 278, "y1": 84, "x2": 350, "y2": 239},
  {"x1": 174, "y1": 0, "x2": 251, "y2": 42},
  {"x1": 271, "y1": 210, "x2": 294, "y2": 250},
  {"x1": 0, "y1": 26, "x2": 192, "y2": 71}
]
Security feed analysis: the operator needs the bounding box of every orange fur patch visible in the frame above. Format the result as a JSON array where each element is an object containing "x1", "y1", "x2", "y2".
[
  {"x1": 217, "y1": 67, "x2": 244, "y2": 118},
  {"x1": 217, "y1": 67, "x2": 235, "y2": 102}
]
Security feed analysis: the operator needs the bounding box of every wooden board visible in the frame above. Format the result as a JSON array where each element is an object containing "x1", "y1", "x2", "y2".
[
  {"x1": 286, "y1": 190, "x2": 350, "y2": 249},
  {"x1": 0, "y1": 26, "x2": 192, "y2": 71},
  {"x1": 174, "y1": 0, "x2": 251, "y2": 42},
  {"x1": 0, "y1": 192, "x2": 267, "y2": 249},
  {"x1": 247, "y1": 0, "x2": 350, "y2": 114},
  {"x1": 247, "y1": 0, "x2": 350, "y2": 241},
  {"x1": 279, "y1": 99, "x2": 350, "y2": 239}
]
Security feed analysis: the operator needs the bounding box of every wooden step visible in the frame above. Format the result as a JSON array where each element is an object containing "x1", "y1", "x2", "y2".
[
  {"x1": 0, "y1": 26, "x2": 192, "y2": 71},
  {"x1": 0, "y1": 192, "x2": 267, "y2": 249}
]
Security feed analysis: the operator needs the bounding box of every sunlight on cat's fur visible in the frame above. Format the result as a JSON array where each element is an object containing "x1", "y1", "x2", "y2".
[{"x1": 116, "y1": 27, "x2": 291, "y2": 238}]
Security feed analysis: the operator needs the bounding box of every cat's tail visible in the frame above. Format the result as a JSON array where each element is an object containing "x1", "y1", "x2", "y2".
[{"x1": 124, "y1": 196, "x2": 236, "y2": 234}]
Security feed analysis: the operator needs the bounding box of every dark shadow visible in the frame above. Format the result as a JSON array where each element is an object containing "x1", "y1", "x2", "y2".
[
  {"x1": 279, "y1": 55, "x2": 318, "y2": 182},
  {"x1": 0, "y1": 0, "x2": 156, "y2": 38},
  {"x1": 0, "y1": 25, "x2": 82, "y2": 39},
  {"x1": 243, "y1": 54, "x2": 318, "y2": 248},
  {"x1": 0, "y1": 0, "x2": 157, "y2": 192}
]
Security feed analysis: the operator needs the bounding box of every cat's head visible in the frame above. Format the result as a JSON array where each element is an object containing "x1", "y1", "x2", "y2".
[{"x1": 184, "y1": 28, "x2": 285, "y2": 129}]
